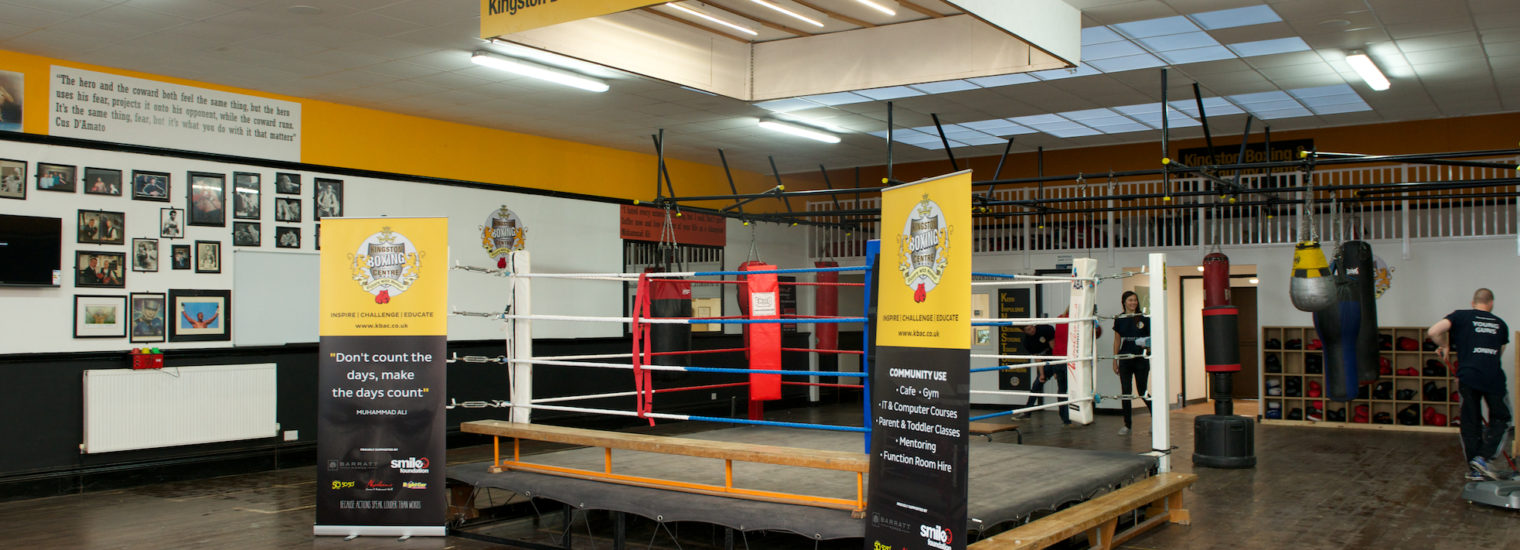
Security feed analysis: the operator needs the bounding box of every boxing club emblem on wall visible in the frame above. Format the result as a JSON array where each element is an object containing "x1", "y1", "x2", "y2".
[
  {"x1": 350, "y1": 227, "x2": 422, "y2": 304},
  {"x1": 897, "y1": 194, "x2": 952, "y2": 303},
  {"x1": 481, "y1": 205, "x2": 527, "y2": 268}
]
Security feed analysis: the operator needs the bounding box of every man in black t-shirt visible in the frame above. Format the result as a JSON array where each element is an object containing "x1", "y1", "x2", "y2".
[
  {"x1": 1428, "y1": 288, "x2": 1511, "y2": 481},
  {"x1": 1018, "y1": 324, "x2": 1057, "y2": 420}
]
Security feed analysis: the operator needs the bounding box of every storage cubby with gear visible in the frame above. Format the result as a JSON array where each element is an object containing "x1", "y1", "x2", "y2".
[{"x1": 1260, "y1": 326, "x2": 1459, "y2": 432}]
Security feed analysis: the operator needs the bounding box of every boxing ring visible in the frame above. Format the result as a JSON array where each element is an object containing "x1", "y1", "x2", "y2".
[{"x1": 446, "y1": 251, "x2": 1185, "y2": 547}]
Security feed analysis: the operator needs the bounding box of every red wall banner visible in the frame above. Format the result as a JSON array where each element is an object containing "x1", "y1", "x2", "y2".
[{"x1": 619, "y1": 205, "x2": 725, "y2": 247}]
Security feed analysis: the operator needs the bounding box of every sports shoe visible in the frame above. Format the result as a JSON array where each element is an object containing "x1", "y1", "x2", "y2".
[
  {"x1": 1466, "y1": 470, "x2": 1487, "y2": 482},
  {"x1": 1471, "y1": 457, "x2": 1502, "y2": 481},
  {"x1": 1118, "y1": 426, "x2": 1131, "y2": 435}
]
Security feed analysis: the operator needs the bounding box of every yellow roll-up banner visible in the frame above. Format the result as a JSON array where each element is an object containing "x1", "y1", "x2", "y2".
[
  {"x1": 319, "y1": 218, "x2": 448, "y2": 337},
  {"x1": 875, "y1": 170, "x2": 972, "y2": 350}
]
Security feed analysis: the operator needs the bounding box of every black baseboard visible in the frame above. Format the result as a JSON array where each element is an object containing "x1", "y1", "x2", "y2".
[{"x1": 0, "y1": 394, "x2": 834, "y2": 503}]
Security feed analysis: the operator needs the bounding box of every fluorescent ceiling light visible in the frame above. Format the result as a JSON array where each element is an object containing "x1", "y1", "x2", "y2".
[
  {"x1": 1158, "y1": 45, "x2": 1236, "y2": 64},
  {"x1": 1167, "y1": 97, "x2": 1245, "y2": 117},
  {"x1": 799, "y1": 91, "x2": 873, "y2": 106},
  {"x1": 1030, "y1": 65, "x2": 1102, "y2": 80},
  {"x1": 1082, "y1": 26, "x2": 1124, "y2": 45},
  {"x1": 486, "y1": 39, "x2": 621, "y2": 78},
  {"x1": 1345, "y1": 51, "x2": 1390, "y2": 91},
  {"x1": 758, "y1": 118, "x2": 840, "y2": 143},
  {"x1": 469, "y1": 51, "x2": 609, "y2": 92},
  {"x1": 1084, "y1": 40, "x2": 1147, "y2": 60},
  {"x1": 854, "y1": 0, "x2": 895, "y2": 16},
  {"x1": 1189, "y1": 5, "x2": 1282, "y2": 30},
  {"x1": 665, "y1": 3, "x2": 759, "y2": 36},
  {"x1": 750, "y1": 0, "x2": 823, "y2": 27},
  {"x1": 1137, "y1": 31, "x2": 1221, "y2": 52}
]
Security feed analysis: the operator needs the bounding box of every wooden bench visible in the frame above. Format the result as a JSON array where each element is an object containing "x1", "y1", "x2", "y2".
[
  {"x1": 461, "y1": 420, "x2": 870, "y2": 514},
  {"x1": 968, "y1": 421, "x2": 1022, "y2": 443},
  {"x1": 969, "y1": 472, "x2": 1197, "y2": 550}
]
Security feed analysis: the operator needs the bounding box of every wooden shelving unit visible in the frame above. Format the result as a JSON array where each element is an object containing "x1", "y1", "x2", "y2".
[{"x1": 1260, "y1": 326, "x2": 1459, "y2": 432}]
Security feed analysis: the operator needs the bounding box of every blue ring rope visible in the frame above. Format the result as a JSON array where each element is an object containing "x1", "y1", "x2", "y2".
[
  {"x1": 684, "y1": 414, "x2": 870, "y2": 433},
  {"x1": 700, "y1": 317, "x2": 866, "y2": 325}
]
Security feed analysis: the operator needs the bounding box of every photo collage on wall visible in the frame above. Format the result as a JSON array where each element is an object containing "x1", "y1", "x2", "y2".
[{"x1": 2, "y1": 156, "x2": 333, "y2": 342}]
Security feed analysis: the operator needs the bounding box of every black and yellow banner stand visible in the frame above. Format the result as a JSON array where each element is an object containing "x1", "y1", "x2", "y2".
[
  {"x1": 314, "y1": 218, "x2": 448, "y2": 538},
  {"x1": 866, "y1": 171, "x2": 971, "y2": 550}
]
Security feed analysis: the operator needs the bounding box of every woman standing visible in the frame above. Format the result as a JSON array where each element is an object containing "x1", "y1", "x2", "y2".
[{"x1": 1112, "y1": 291, "x2": 1152, "y2": 434}]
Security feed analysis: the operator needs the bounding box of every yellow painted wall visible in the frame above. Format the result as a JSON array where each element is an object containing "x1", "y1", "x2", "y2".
[{"x1": 0, "y1": 47, "x2": 770, "y2": 207}]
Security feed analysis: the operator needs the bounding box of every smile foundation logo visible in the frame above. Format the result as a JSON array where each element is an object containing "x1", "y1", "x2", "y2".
[
  {"x1": 350, "y1": 227, "x2": 422, "y2": 304},
  {"x1": 897, "y1": 194, "x2": 952, "y2": 303},
  {"x1": 480, "y1": 205, "x2": 527, "y2": 268}
]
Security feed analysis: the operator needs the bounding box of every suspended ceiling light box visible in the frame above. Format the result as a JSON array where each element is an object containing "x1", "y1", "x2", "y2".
[{"x1": 479, "y1": 0, "x2": 1080, "y2": 102}]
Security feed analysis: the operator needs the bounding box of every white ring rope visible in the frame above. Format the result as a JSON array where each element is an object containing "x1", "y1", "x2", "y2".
[{"x1": 970, "y1": 279, "x2": 1089, "y2": 287}]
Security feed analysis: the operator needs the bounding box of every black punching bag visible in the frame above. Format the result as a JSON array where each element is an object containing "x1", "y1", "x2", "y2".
[
  {"x1": 1311, "y1": 241, "x2": 1380, "y2": 401},
  {"x1": 648, "y1": 278, "x2": 693, "y2": 367},
  {"x1": 1194, "y1": 252, "x2": 1256, "y2": 469}
]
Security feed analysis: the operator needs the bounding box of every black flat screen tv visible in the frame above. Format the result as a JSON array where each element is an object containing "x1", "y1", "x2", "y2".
[{"x1": 0, "y1": 214, "x2": 62, "y2": 287}]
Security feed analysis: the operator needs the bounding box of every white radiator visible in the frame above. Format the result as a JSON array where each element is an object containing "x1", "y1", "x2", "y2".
[{"x1": 82, "y1": 363, "x2": 278, "y2": 454}]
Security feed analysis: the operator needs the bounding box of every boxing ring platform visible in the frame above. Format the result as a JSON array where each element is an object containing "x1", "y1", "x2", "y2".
[{"x1": 447, "y1": 425, "x2": 1157, "y2": 542}]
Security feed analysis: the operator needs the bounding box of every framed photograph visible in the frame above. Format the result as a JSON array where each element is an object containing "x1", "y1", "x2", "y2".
[
  {"x1": 195, "y1": 240, "x2": 220, "y2": 273},
  {"x1": 74, "y1": 294, "x2": 127, "y2": 339},
  {"x1": 233, "y1": 172, "x2": 260, "y2": 220},
  {"x1": 169, "y1": 288, "x2": 231, "y2": 342},
  {"x1": 132, "y1": 238, "x2": 158, "y2": 272},
  {"x1": 170, "y1": 244, "x2": 191, "y2": 270},
  {"x1": 77, "y1": 210, "x2": 126, "y2": 245},
  {"x1": 314, "y1": 178, "x2": 343, "y2": 220},
  {"x1": 233, "y1": 221, "x2": 260, "y2": 247},
  {"x1": 275, "y1": 172, "x2": 301, "y2": 195},
  {"x1": 131, "y1": 170, "x2": 170, "y2": 202},
  {"x1": 129, "y1": 292, "x2": 167, "y2": 343},
  {"x1": 274, "y1": 197, "x2": 301, "y2": 222},
  {"x1": 187, "y1": 172, "x2": 226, "y2": 227},
  {"x1": 83, "y1": 167, "x2": 122, "y2": 196},
  {"x1": 275, "y1": 226, "x2": 301, "y2": 249},
  {"x1": 37, "y1": 162, "x2": 76, "y2": 193},
  {"x1": 75, "y1": 250, "x2": 126, "y2": 288},
  {"x1": 160, "y1": 207, "x2": 184, "y2": 239},
  {"x1": 0, "y1": 158, "x2": 25, "y2": 200}
]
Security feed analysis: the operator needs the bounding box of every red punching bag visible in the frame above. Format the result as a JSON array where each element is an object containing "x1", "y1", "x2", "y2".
[
  {"x1": 814, "y1": 261, "x2": 838, "y2": 351},
  {"x1": 741, "y1": 263, "x2": 781, "y2": 402},
  {"x1": 1203, "y1": 252, "x2": 1231, "y2": 307}
]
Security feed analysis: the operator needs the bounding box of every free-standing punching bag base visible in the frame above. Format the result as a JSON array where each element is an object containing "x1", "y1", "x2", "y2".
[{"x1": 1193, "y1": 415, "x2": 1257, "y2": 469}]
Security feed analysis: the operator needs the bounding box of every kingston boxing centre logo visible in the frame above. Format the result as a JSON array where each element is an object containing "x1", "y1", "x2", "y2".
[
  {"x1": 480, "y1": 205, "x2": 526, "y2": 267},
  {"x1": 349, "y1": 227, "x2": 422, "y2": 304},
  {"x1": 897, "y1": 194, "x2": 952, "y2": 303}
]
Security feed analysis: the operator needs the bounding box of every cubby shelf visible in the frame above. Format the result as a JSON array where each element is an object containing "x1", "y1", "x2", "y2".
[{"x1": 1260, "y1": 326, "x2": 1459, "y2": 432}]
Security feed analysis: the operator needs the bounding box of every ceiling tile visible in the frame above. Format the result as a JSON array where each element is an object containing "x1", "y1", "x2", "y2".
[{"x1": 1386, "y1": 18, "x2": 1475, "y2": 40}]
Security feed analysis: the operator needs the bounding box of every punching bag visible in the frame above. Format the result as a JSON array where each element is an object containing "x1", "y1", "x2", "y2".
[
  {"x1": 741, "y1": 263, "x2": 781, "y2": 402},
  {"x1": 1311, "y1": 241, "x2": 1380, "y2": 401},
  {"x1": 647, "y1": 276, "x2": 693, "y2": 367},
  {"x1": 814, "y1": 261, "x2": 839, "y2": 352},
  {"x1": 1203, "y1": 252, "x2": 1231, "y2": 307},
  {"x1": 1290, "y1": 241, "x2": 1335, "y2": 312}
]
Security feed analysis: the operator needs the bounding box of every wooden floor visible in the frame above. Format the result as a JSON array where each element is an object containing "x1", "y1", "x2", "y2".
[{"x1": 2, "y1": 401, "x2": 1518, "y2": 549}]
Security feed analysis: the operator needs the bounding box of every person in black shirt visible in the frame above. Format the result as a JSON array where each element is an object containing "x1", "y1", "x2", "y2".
[
  {"x1": 1017, "y1": 323, "x2": 1057, "y2": 420},
  {"x1": 1112, "y1": 291, "x2": 1152, "y2": 435},
  {"x1": 1428, "y1": 288, "x2": 1511, "y2": 481}
]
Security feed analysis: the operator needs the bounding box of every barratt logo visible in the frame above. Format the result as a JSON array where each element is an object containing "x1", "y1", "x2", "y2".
[
  {"x1": 327, "y1": 459, "x2": 377, "y2": 471},
  {"x1": 897, "y1": 194, "x2": 952, "y2": 303},
  {"x1": 920, "y1": 524, "x2": 953, "y2": 550},
  {"x1": 402, "y1": 481, "x2": 428, "y2": 490},
  {"x1": 870, "y1": 513, "x2": 913, "y2": 534},
  {"x1": 349, "y1": 227, "x2": 422, "y2": 305},
  {"x1": 480, "y1": 205, "x2": 526, "y2": 267},
  {"x1": 390, "y1": 457, "x2": 431, "y2": 474}
]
